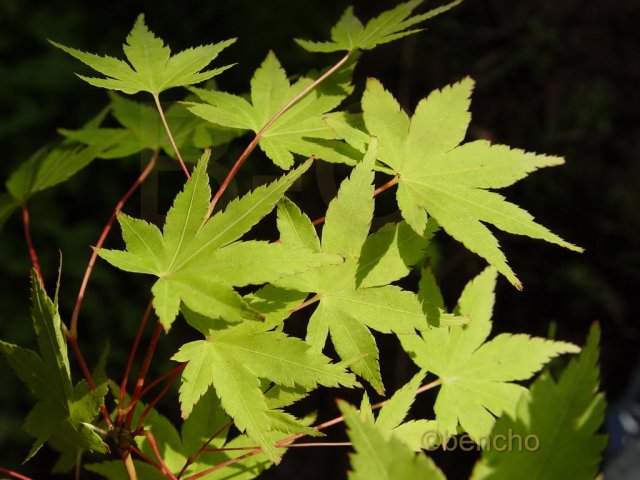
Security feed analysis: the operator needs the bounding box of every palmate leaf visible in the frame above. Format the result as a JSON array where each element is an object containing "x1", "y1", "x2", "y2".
[
  {"x1": 173, "y1": 323, "x2": 357, "y2": 463},
  {"x1": 0, "y1": 274, "x2": 107, "y2": 461},
  {"x1": 361, "y1": 78, "x2": 583, "y2": 288},
  {"x1": 295, "y1": 0, "x2": 463, "y2": 53},
  {"x1": 98, "y1": 152, "x2": 339, "y2": 330},
  {"x1": 472, "y1": 324, "x2": 606, "y2": 480},
  {"x1": 275, "y1": 143, "x2": 442, "y2": 393},
  {"x1": 51, "y1": 15, "x2": 235, "y2": 96},
  {"x1": 186, "y1": 52, "x2": 357, "y2": 169},
  {"x1": 400, "y1": 267, "x2": 580, "y2": 441},
  {"x1": 340, "y1": 400, "x2": 445, "y2": 480}
]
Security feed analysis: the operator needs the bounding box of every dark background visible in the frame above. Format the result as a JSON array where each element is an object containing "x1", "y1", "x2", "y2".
[{"x1": 1, "y1": 0, "x2": 638, "y2": 478}]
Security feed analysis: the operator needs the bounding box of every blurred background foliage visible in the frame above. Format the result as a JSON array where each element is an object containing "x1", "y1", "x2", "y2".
[{"x1": 0, "y1": 0, "x2": 638, "y2": 477}]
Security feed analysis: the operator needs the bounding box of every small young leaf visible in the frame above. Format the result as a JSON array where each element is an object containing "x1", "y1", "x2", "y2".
[
  {"x1": 295, "y1": 0, "x2": 463, "y2": 53},
  {"x1": 51, "y1": 15, "x2": 235, "y2": 95}
]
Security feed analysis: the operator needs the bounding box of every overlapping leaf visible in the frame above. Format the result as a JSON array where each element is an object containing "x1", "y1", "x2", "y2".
[
  {"x1": 98, "y1": 152, "x2": 339, "y2": 330},
  {"x1": 51, "y1": 14, "x2": 235, "y2": 96},
  {"x1": 400, "y1": 267, "x2": 580, "y2": 441},
  {"x1": 60, "y1": 93, "x2": 240, "y2": 161},
  {"x1": 295, "y1": 0, "x2": 463, "y2": 53},
  {"x1": 0, "y1": 274, "x2": 107, "y2": 461},
  {"x1": 340, "y1": 400, "x2": 445, "y2": 480},
  {"x1": 186, "y1": 52, "x2": 357, "y2": 169},
  {"x1": 274, "y1": 143, "x2": 441, "y2": 393},
  {"x1": 472, "y1": 324, "x2": 606, "y2": 480},
  {"x1": 0, "y1": 108, "x2": 118, "y2": 229},
  {"x1": 173, "y1": 322, "x2": 357, "y2": 463},
  {"x1": 361, "y1": 77, "x2": 583, "y2": 288}
]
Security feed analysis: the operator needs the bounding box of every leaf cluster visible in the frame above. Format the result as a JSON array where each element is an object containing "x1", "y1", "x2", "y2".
[{"x1": 0, "y1": 3, "x2": 605, "y2": 480}]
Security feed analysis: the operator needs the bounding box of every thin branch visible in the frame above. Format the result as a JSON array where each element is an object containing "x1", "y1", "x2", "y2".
[
  {"x1": 21, "y1": 205, "x2": 43, "y2": 284},
  {"x1": 74, "y1": 450, "x2": 82, "y2": 480},
  {"x1": 124, "y1": 320, "x2": 164, "y2": 429},
  {"x1": 0, "y1": 466, "x2": 33, "y2": 480},
  {"x1": 122, "y1": 452, "x2": 138, "y2": 480},
  {"x1": 183, "y1": 377, "x2": 443, "y2": 480},
  {"x1": 177, "y1": 422, "x2": 232, "y2": 479},
  {"x1": 70, "y1": 151, "x2": 159, "y2": 338},
  {"x1": 130, "y1": 445, "x2": 162, "y2": 473},
  {"x1": 117, "y1": 300, "x2": 154, "y2": 424},
  {"x1": 142, "y1": 430, "x2": 178, "y2": 480},
  {"x1": 373, "y1": 175, "x2": 399, "y2": 196},
  {"x1": 139, "y1": 363, "x2": 187, "y2": 401},
  {"x1": 207, "y1": 51, "x2": 352, "y2": 217},
  {"x1": 153, "y1": 94, "x2": 190, "y2": 179},
  {"x1": 310, "y1": 174, "x2": 399, "y2": 228},
  {"x1": 134, "y1": 365, "x2": 185, "y2": 431},
  {"x1": 205, "y1": 442, "x2": 352, "y2": 452}
]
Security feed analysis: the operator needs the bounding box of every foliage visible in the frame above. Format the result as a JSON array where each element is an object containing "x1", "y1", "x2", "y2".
[{"x1": 0, "y1": 2, "x2": 605, "y2": 479}]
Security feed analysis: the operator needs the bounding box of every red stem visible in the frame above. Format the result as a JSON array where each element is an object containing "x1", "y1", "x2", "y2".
[
  {"x1": 139, "y1": 363, "x2": 187, "y2": 401},
  {"x1": 70, "y1": 152, "x2": 158, "y2": 338},
  {"x1": 177, "y1": 422, "x2": 232, "y2": 478},
  {"x1": 117, "y1": 300, "x2": 154, "y2": 425},
  {"x1": 310, "y1": 175, "x2": 399, "y2": 227},
  {"x1": 142, "y1": 430, "x2": 178, "y2": 480},
  {"x1": 184, "y1": 378, "x2": 442, "y2": 480},
  {"x1": 125, "y1": 320, "x2": 164, "y2": 429},
  {"x1": 205, "y1": 442, "x2": 352, "y2": 452},
  {"x1": 373, "y1": 175, "x2": 399, "y2": 196},
  {"x1": 21, "y1": 205, "x2": 43, "y2": 284},
  {"x1": 207, "y1": 52, "x2": 352, "y2": 216},
  {"x1": 134, "y1": 365, "x2": 185, "y2": 431},
  {"x1": 130, "y1": 445, "x2": 163, "y2": 473},
  {"x1": 0, "y1": 466, "x2": 33, "y2": 480}
]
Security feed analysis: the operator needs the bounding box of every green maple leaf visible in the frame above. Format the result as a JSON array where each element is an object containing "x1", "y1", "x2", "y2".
[
  {"x1": 295, "y1": 0, "x2": 463, "y2": 53},
  {"x1": 0, "y1": 109, "x2": 123, "y2": 230},
  {"x1": 400, "y1": 267, "x2": 580, "y2": 441},
  {"x1": 0, "y1": 274, "x2": 107, "y2": 461},
  {"x1": 51, "y1": 14, "x2": 235, "y2": 96},
  {"x1": 472, "y1": 324, "x2": 606, "y2": 480},
  {"x1": 186, "y1": 51, "x2": 357, "y2": 169},
  {"x1": 173, "y1": 322, "x2": 357, "y2": 463},
  {"x1": 274, "y1": 143, "x2": 445, "y2": 393},
  {"x1": 361, "y1": 77, "x2": 583, "y2": 288},
  {"x1": 60, "y1": 93, "x2": 240, "y2": 162},
  {"x1": 98, "y1": 152, "x2": 339, "y2": 330},
  {"x1": 339, "y1": 400, "x2": 445, "y2": 480}
]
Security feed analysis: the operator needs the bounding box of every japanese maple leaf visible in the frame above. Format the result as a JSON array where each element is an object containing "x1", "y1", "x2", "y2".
[
  {"x1": 97, "y1": 152, "x2": 340, "y2": 330},
  {"x1": 361, "y1": 77, "x2": 582, "y2": 289},
  {"x1": 274, "y1": 143, "x2": 452, "y2": 393},
  {"x1": 51, "y1": 14, "x2": 234, "y2": 96},
  {"x1": 399, "y1": 267, "x2": 580, "y2": 440},
  {"x1": 0, "y1": 275, "x2": 107, "y2": 461},
  {"x1": 295, "y1": 0, "x2": 462, "y2": 53},
  {"x1": 186, "y1": 51, "x2": 355, "y2": 169},
  {"x1": 173, "y1": 321, "x2": 357, "y2": 462}
]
